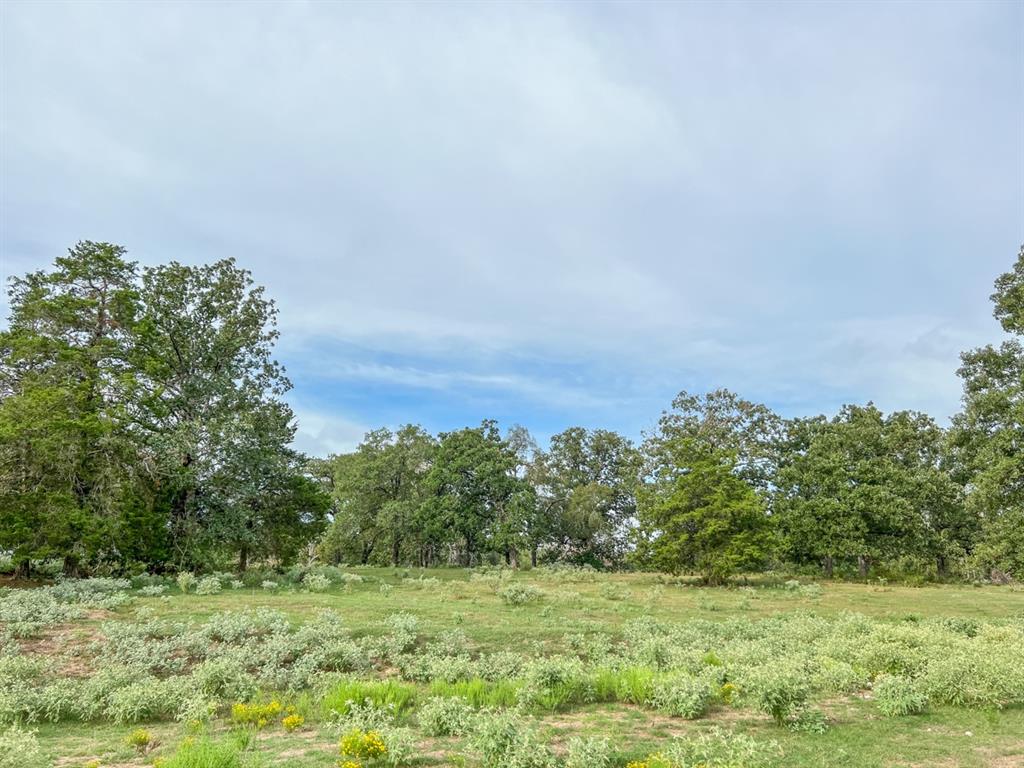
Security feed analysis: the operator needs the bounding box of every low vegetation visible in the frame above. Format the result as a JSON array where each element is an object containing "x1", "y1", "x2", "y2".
[{"x1": 1, "y1": 568, "x2": 1023, "y2": 767}]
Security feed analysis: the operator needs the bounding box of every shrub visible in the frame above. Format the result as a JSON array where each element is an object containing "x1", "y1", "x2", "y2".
[
  {"x1": 418, "y1": 696, "x2": 473, "y2": 736},
  {"x1": 662, "y1": 726, "x2": 781, "y2": 767},
  {"x1": 195, "y1": 576, "x2": 223, "y2": 596},
  {"x1": 303, "y1": 572, "x2": 331, "y2": 592},
  {"x1": 0, "y1": 725, "x2": 47, "y2": 768},
  {"x1": 565, "y1": 736, "x2": 612, "y2": 768},
  {"x1": 176, "y1": 572, "x2": 197, "y2": 594},
  {"x1": 469, "y1": 710, "x2": 557, "y2": 768},
  {"x1": 339, "y1": 729, "x2": 387, "y2": 761},
  {"x1": 261, "y1": 581, "x2": 279, "y2": 591},
  {"x1": 600, "y1": 582, "x2": 630, "y2": 601},
  {"x1": 231, "y1": 699, "x2": 283, "y2": 729},
  {"x1": 125, "y1": 727, "x2": 155, "y2": 753},
  {"x1": 499, "y1": 583, "x2": 544, "y2": 606},
  {"x1": 787, "y1": 707, "x2": 829, "y2": 733},
  {"x1": 139, "y1": 585, "x2": 168, "y2": 597},
  {"x1": 875, "y1": 675, "x2": 928, "y2": 717},
  {"x1": 745, "y1": 666, "x2": 810, "y2": 725},
  {"x1": 378, "y1": 613, "x2": 419, "y2": 658},
  {"x1": 649, "y1": 675, "x2": 712, "y2": 719}
]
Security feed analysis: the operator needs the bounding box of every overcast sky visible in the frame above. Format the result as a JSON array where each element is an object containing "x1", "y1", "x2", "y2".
[{"x1": 2, "y1": 0, "x2": 1022, "y2": 455}]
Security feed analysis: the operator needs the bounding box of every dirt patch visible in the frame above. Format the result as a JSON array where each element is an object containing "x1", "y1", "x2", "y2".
[
  {"x1": 975, "y1": 744, "x2": 1024, "y2": 768},
  {"x1": 18, "y1": 622, "x2": 102, "y2": 677}
]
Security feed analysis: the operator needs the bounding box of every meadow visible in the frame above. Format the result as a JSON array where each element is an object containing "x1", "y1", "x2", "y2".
[{"x1": 2, "y1": 567, "x2": 1024, "y2": 768}]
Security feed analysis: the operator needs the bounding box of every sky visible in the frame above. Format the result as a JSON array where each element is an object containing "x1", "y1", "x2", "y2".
[{"x1": 2, "y1": 0, "x2": 1022, "y2": 456}]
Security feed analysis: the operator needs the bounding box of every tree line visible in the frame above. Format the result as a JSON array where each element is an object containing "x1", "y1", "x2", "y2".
[{"x1": 2, "y1": 242, "x2": 1022, "y2": 582}]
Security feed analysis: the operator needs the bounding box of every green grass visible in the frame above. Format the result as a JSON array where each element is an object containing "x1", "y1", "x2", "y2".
[{"x1": 14, "y1": 568, "x2": 1024, "y2": 767}]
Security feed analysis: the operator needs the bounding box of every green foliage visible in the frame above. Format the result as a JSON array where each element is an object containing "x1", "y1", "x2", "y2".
[
  {"x1": 744, "y1": 666, "x2": 810, "y2": 725},
  {"x1": 0, "y1": 243, "x2": 329, "y2": 574},
  {"x1": 469, "y1": 710, "x2": 557, "y2": 768},
  {"x1": 565, "y1": 736, "x2": 612, "y2": 768},
  {"x1": 874, "y1": 675, "x2": 928, "y2": 717},
  {"x1": 0, "y1": 725, "x2": 47, "y2": 768},
  {"x1": 636, "y1": 441, "x2": 772, "y2": 584},
  {"x1": 428, "y1": 678, "x2": 521, "y2": 708},
  {"x1": 950, "y1": 249, "x2": 1024, "y2": 578},
  {"x1": 649, "y1": 674, "x2": 712, "y2": 719},
  {"x1": 499, "y1": 582, "x2": 544, "y2": 606},
  {"x1": 661, "y1": 726, "x2": 781, "y2": 768},
  {"x1": 321, "y1": 680, "x2": 417, "y2": 718},
  {"x1": 776, "y1": 405, "x2": 965, "y2": 579},
  {"x1": 155, "y1": 734, "x2": 256, "y2": 768},
  {"x1": 417, "y1": 696, "x2": 474, "y2": 736}
]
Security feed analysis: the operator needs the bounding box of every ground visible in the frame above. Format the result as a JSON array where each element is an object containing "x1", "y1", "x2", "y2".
[{"x1": 10, "y1": 568, "x2": 1024, "y2": 768}]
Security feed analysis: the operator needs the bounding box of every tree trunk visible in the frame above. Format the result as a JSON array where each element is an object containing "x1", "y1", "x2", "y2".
[
  {"x1": 858, "y1": 555, "x2": 870, "y2": 579},
  {"x1": 238, "y1": 544, "x2": 249, "y2": 573},
  {"x1": 392, "y1": 538, "x2": 401, "y2": 567},
  {"x1": 14, "y1": 559, "x2": 31, "y2": 580},
  {"x1": 62, "y1": 554, "x2": 80, "y2": 578},
  {"x1": 531, "y1": 545, "x2": 538, "y2": 568},
  {"x1": 937, "y1": 554, "x2": 947, "y2": 578},
  {"x1": 822, "y1": 555, "x2": 834, "y2": 579}
]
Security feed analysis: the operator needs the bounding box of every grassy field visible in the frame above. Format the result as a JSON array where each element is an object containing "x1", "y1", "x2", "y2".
[{"x1": 4, "y1": 567, "x2": 1024, "y2": 768}]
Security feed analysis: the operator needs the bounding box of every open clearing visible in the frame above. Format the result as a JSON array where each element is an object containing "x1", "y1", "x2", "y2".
[{"x1": 4, "y1": 568, "x2": 1024, "y2": 768}]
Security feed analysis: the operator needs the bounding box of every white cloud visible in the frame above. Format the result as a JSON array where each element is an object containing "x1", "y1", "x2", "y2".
[{"x1": 2, "y1": 0, "x2": 1020, "y2": 439}]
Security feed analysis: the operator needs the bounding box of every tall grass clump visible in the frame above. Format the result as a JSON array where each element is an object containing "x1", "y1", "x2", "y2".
[{"x1": 321, "y1": 679, "x2": 417, "y2": 717}]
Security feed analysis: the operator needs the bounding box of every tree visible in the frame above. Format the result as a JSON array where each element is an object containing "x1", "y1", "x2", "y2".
[
  {"x1": 128, "y1": 258, "x2": 300, "y2": 568},
  {"x1": 0, "y1": 242, "x2": 141, "y2": 575},
  {"x1": 636, "y1": 439, "x2": 771, "y2": 584},
  {"x1": 949, "y1": 245, "x2": 1024, "y2": 579},
  {"x1": 775, "y1": 405, "x2": 957, "y2": 578},
  {"x1": 320, "y1": 425, "x2": 435, "y2": 566},
  {"x1": 537, "y1": 427, "x2": 641, "y2": 567},
  {"x1": 649, "y1": 390, "x2": 783, "y2": 497},
  {"x1": 421, "y1": 421, "x2": 531, "y2": 566}
]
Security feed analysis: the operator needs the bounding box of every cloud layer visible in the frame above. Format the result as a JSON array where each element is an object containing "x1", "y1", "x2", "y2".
[{"x1": 2, "y1": 1, "x2": 1021, "y2": 453}]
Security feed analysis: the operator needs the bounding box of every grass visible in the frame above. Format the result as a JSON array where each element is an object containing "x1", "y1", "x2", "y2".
[{"x1": 9, "y1": 568, "x2": 1024, "y2": 767}]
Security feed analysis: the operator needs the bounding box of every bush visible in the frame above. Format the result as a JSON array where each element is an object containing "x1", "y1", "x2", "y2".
[
  {"x1": 469, "y1": 710, "x2": 557, "y2": 768},
  {"x1": 303, "y1": 572, "x2": 331, "y2": 592},
  {"x1": 231, "y1": 699, "x2": 283, "y2": 729},
  {"x1": 499, "y1": 583, "x2": 544, "y2": 606},
  {"x1": 565, "y1": 736, "x2": 612, "y2": 768},
  {"x1": 662, "y1": 726, "x2": 781, "y2": 767},
  {"x1": 745, "y1": 666, "x2": 810, "y2": 725},
  {"x1": 649, "y1": 675, "x2": 712, "y2": 719},
  {"x1": 176, "y1": 572, "x2": 197, "y2": 594},
  {"x1": 600, "y1": 582, "x2": 630, "y2": 601},
  {"x1": 125, "y1": 727, "x2": 155, "y2": 753},
  {"x1": 195, "y1": 576, "x2": 223, "y2": 596},
  {"x1": 339, "y1": 728, "x2": 388, "y2": 760},
  {"x1": 875, "y1": 675, "x2": 928, "y2": 717},
  {"x1": 0, "y1": 725, "x2": 47, "y2": 768},
  {"x1": 418, "y1": 696, "x2": 473, "y2": 736}
]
